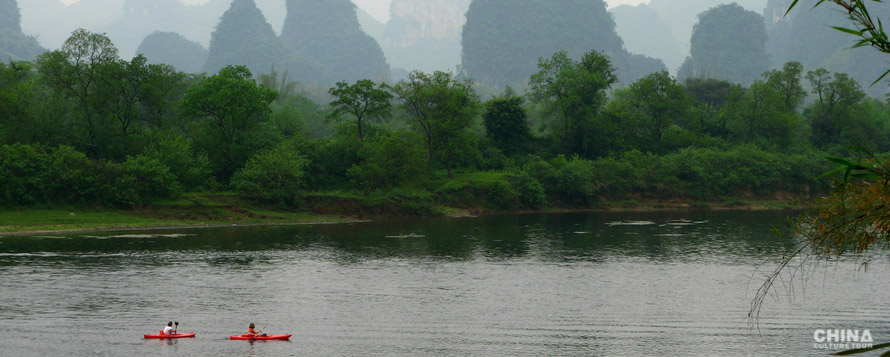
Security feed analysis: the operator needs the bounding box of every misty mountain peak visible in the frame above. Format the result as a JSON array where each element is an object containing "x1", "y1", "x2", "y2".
[
  {"x1": 204, "y1": 0, "x2": 284, "y2": 75},
  {"x1": 1, "y1": 0, "x2": 22, "y2": 34},
  {"x1": 281, "y1": 0, "x2": 389, "y2": 83}
]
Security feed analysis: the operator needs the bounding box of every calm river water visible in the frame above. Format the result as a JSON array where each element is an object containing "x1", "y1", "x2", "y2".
[{"x1": 0, "y1": 211, "x2": 888, "y2": 356}]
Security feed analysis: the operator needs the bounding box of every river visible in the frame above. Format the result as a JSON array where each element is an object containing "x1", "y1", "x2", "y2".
[{"x1": 0, "y1": 211, "x2": 887, "y2": 356}]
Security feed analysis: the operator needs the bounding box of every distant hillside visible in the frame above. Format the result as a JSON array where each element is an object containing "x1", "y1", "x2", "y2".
[
  {"x1": 357, "y1": 6, "x2": 385, "y2": 42},
  {"x1": 646, "y1": 0, "x2": 767, "y2": 57},
  {"x1": 678, "y1": 3, "x2": 769, "y2": 85},
  {"x1": 136, "y1": 31, "x2": 207, "y2": 73},
  {"x1": 382, "y1": 0, "x2": 469, "y2": 73},
  {"x1": 611, "y1": 4, "x2": 683, "y2": 73},
  {"x1": 764, "y1": 0, "x2": 890, "y2": 96},
  {"x1": 18, "y1": 0, "x2": 288, "y2": 59},
  {"x1": 1, "y1": 0, "x2": 46, "y2": 61},
  {"x1": 280, "y1": 0, "x2": 390, "y2": 83},
  {"x1": 461, "y1": 0, "x2": 665, "y2": 86},
  {"x1": 204, "y1": 0, "x2": 285, "y2": 76}
]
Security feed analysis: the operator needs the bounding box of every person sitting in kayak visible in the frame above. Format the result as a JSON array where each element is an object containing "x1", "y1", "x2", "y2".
[
  {"x1": 248, "y1": 323, "x2": 267, "y2": 337},
  {"x1": 162, "y1": 321, "x2": 177, "y2": 335}
]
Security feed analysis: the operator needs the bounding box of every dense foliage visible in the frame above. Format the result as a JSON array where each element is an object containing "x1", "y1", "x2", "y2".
[
  {"x1": 460, "y1": 0, "x2": 664, "y2": 86},
  {"x1": 2, "y1": 29, "x2": 889, "y2": 211},
  {"x1": 679, "y1": 3, "x2": 769, "y2": 85}
]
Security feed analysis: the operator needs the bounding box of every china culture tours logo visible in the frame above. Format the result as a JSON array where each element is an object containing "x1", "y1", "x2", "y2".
[{"x1": 814, "y1": 329, "x2": 873, "y2": 350}]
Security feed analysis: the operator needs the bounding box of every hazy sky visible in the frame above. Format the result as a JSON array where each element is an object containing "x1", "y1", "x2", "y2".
[{"x1": 56, "y1": 0, "x2": 650, "y2": 24}]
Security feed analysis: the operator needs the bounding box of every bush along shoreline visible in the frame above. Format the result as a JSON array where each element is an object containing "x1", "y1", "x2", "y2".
[{"x1": 0, "y1": 142, "x2": 822, "y2": 235}]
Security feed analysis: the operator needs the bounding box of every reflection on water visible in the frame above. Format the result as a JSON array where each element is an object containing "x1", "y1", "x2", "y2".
[{"x1": 0, "y1": 211, "x2": 888, "y2": 356}]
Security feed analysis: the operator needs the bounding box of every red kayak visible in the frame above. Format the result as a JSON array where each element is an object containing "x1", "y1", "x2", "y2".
[
  {"x1": 229, "y1": 334, "x2": 292, "y2": 340},
  {"x1": 144, "y1": 333, "x2": 196, "y2": 339}
]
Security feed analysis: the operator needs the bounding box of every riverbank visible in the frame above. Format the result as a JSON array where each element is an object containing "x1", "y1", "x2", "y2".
[{"x1": 0, "y1": 192, "x2": 808, "y2": 237}]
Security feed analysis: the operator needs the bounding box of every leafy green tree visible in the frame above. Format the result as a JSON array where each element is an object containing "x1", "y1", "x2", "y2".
[
  {"x1": 137, "y1": 62, "x2": 187, "y2": 128},
  {"x1": 144, "y1": 134, "x2": 213, "y2": 191},
  {"x1": 763, "y1": 61, "x2": 806, "y2": 113},
  {"x1": 482, "y1": 97, "x2": 532, "y2": 157},
  {"x1": 37, "y1": 29, "x2": 119, "y2": 157},
  {"x1": 805, "y1": 68, "x2": 866, "y2": 146},
  {"x1": 347, "y1": 131, "x2": 427, "y2": 194},
  {"x1": 679, "y1": 3, "x2": 769, "y2": 85},
  {"x1": 723, "y1": 79, "x2": 801, "y2": 148},
  {"x1": 94, "y1": 55, "x2": 151, "y2": 140},
  {"x1": 683, "y1": 77, "x2": 737, "y2": 139},
  {"x1": 327, "y1": 79, "x2": 393, "y2": 142},
  {"x1": 626, "y1": 71, "x2": 691, "y2": 153},
  {"x1": 231, "y1": 140, "x2": 309, "y2": 205},
  {"x1": 393, "y1": 70, "x2": 480, "y2": 178},
  {"x1": 182, "y1": 65, "x2": 278, "y2": 178},
  {"x1": 528, "y1": 50, "x2": 617, "y2": 157}
]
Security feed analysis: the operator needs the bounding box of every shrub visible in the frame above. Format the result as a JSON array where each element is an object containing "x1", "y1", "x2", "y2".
[
  {"x1": 555, "y1": 157, "x2": 597, "y2": 204},
  {"x1": 510, "y1": 173, "x2": 547, "y2": 208},
  {"x1": 347, "y1": 131, "x2": 427, "y2": 194},
  {"x1": 0, "y1": 143, "x2": 46, "y2": 205},
  {"x1": 231, "y1": 142, "x2": 308, "y2": 205},
  {"x1": 144, "y1": 135, "x2": 214, "y2": 191}
]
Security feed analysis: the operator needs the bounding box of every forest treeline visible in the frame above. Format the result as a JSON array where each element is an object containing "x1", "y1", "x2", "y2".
[{"x1": 1, "y1": 30, "x2": 887, "y2": 211}]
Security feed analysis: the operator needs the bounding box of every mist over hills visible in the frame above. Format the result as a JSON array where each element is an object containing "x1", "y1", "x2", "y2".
[
  {"x1": 382, "y1": 0, "x2": 470, "y2": 74},
  {"x1": 461, "y1": 0, "x2": 665, "y2": 86},
  {"x1": 764, "y1": 0, "x2": 890, "y2": 96},
  {"x1": 611, "y1": 4, "x2": 682, "y2": 72},
  {"x1": 281, "y1": 0, "x2": 389, "y2": 83},
  {"x1": 8, "y1": 0, "x2": 890, "y2": 95},
  {"x1": 610, "y1": 0, "x2": 767, "y2": 74},
  {"x1": 136, "y1": 31, "x2": 207, "y2": 73},
  {"x1": 0, "y1": 0, "x2": 46, "y2": 61}
]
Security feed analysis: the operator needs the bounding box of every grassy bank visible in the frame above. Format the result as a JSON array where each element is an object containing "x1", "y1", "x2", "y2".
[
  {"x1": 0, "y1": 179, "x2": 808, "y2": 236},
  {"x1": 0, "y1": 194, "x2": 353, "y2": 236}
]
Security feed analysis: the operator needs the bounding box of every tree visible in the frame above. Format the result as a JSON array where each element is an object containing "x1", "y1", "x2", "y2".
[
  {"x1": 347, "y1": 131, "x2": 428, "y2": 194},
  {"x1": 805, "y1": 68, "x2": 866, "y2": 146},
  {"x1": 37, "y1": 29, "x2": 119, "y2": 157},
  {"x1": 626, "y1": 71, "x2": 691, "y2": 153},
  {"x1": 231, "y1": 140, "x2": 308, "y2": 205},
  {"x1": 182, "y1": 65, "x2": 278, "y2": 178},
  {"x1": 327, "y1": 79, "x2": 393, "y2": 142},
  {"x1": 763, "y1": 61, "x2": 807, "y2": 113},
  {"x1": 393, "y1": 70, "x2": 479, "y2": 178},
  {"x1": 752, "y1": 4, "x2": 890, "y2": 349},
  {"x1": 528, "y1": 50, "x2": 617, "y2": 157},
  {"x1": 723, "y1": 79, "x2": 800, "y2": 148},
  {"x1": 482, "y1": 97, "x2": 532, "y2": 157}
]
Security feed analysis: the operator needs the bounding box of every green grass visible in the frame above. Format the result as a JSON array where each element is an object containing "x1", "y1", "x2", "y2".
[
  {"x1": 0, "y1": 196, "x2": 353, "y2": 235},
  {"x1": 0, "y1": 207, "x2": 184, "y2": 233}
]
